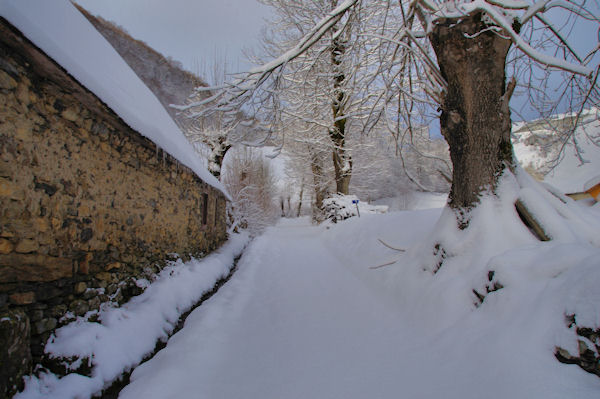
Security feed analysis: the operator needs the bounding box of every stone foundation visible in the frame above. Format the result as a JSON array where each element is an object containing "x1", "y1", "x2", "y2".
[{"x1": 0, "y1": 18, "x2": 227, "y2": 396}]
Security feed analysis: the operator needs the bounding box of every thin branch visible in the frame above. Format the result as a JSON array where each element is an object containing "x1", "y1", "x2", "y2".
[
  {"x1": 369, "y1": 260, "x2": 398, "y2": 269},
  {"x1": 378, "y1": 238, "x2": 406, "y2": 252}
]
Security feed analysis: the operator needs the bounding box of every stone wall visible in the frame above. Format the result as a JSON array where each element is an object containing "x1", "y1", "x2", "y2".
[{"x1": 0, "y1": 19, "x2": 227, "y2": 395}]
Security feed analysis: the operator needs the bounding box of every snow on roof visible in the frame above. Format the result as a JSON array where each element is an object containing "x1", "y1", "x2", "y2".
[
  {"x1": 539, "y1": 118, "x2": 600, "y2": 194},
  {"x1": 0, "y1": 0, "x2": 229, "y2": 198},
  {"x1": 513, "y1": 108, "x2": 600, "y2": 193}
]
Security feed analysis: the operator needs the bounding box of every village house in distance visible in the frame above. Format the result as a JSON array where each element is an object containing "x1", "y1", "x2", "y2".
[{"x1": 0, "y1": 3, "x2": 229, "y2": 395}]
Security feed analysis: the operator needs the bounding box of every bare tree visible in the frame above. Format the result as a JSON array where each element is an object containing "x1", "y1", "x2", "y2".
[
  {"x1": 174, "y1": 55, "x2": 267, "y2": 179},
  {"x1": 222, "y1": 147, "x2": 279, "y2": 234},
  {"x1": 253, "y1": 0, "x2": 369, "y2": 194},
  {"x1": 198, "y1": 0, "x2": 599, "y2": 226}
]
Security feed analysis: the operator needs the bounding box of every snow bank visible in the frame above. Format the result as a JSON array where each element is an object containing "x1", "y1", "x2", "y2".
[
  {"x1": 319, "y1": 175, "x2": 600, "y2": 396},
  {"x1": 118, "y1": 180, "x2": 600, "y2": 397},
  {"x1": 15, "y1": 233, "x2": 249, "y2": 399},
  {"x1": 323, "y1": 194, "x2": 388, "y2": 222},
  {"x1": 0, "y1": 0, "x2": 228, "y2": 198}
]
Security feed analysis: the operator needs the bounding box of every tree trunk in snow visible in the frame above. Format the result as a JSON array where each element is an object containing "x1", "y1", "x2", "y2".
[
  {"x1": 296, "y1": 178, "x2": 304, "y2": 217},
  {"x1": 429, "y1": 13, "x2": 515, "y2": 216},
  {"x1": 331, "y1": 142, "x2": 351, "y2": 195},
  {"x1": 329, "y1": 5, "x2": 352, "y2": 195},
  {"x1": 309, "y1": 149, "x2": 328, "y2": 221}
]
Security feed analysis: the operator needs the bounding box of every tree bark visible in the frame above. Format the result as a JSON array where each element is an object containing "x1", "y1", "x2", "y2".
[
  {"x1": 329, "y1": 1, "x2": 352, "y2": 195},
  {"x1": 329, "y1": 41, "x2": 352, "y2": 195},
  {"x1": 296, "y1": 178, "x2": 304, "y2": 217},
  {"x1": 429, "y1": 13, "x2": 514, "y2": 215},
  {"x1": 309, "y1": 148, "x2": 328, "y2": 221},
  {"x1": 208, "y1": 138, "x2": 230, "y2": 180}
]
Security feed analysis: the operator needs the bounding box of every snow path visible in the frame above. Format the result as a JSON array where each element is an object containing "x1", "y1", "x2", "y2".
[
  {"x1": 120, "y1": 214, "x2": 600, "y2": 399},
  {"x1": 121, "y1": 218, "x2": 415, "y2": 398}
]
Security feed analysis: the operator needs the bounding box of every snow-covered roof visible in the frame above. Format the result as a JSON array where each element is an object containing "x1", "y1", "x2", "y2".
[
  {"x1": 0, "y1": 0, "x2": 229, "y2": 198},
  {"x1": 513, "y1": 108, "x2": 600, "y2": 193}
]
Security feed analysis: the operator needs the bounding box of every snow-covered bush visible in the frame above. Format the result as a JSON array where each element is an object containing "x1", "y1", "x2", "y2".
[{"x1": 323, "y1": 194, "x2": 388, "y2": 223}]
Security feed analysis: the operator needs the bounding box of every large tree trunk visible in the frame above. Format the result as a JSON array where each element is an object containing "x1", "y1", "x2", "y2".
[
  {"x1": 309, "y1": 148, "x2": 328, "y2": 221},
  {"x1": 429, "y1": 12, "x2": 515, "y2": 216},
  {"x1": 329, "y1": 45, "x2": 352, "y2": 195},
  {"x1": 296, "y1": 177, "x2": 304, "y2": 217},
  {"x1": 331, "y1": 142, "x2": 351, "y2": 194},
  {"x1": 329, "y1": 1, "x2": 352, "y2": 195}
]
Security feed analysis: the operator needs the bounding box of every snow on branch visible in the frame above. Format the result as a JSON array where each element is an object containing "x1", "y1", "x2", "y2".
[
  {"x1": 204, "y1": 0, "x2": 359, "y2": 114},
  {"x1": 429, "y1": 0, "x2": 594, "y2": 77}
]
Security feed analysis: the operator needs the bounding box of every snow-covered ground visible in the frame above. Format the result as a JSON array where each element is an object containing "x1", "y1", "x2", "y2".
[
  {"x1": 373, "y1": 191, "x2": 448, "y2": 211},
  {"x1": 3, "y1": 1, "x2": 600, "y2": 398},
  {"x1": 15, "y1": 233, "x2": 249, "y2": 399},
  {"x1": 115, "y1": 178, "x2": 600, "y2": 398},
  {"x1": 13, "y1": 181, "x2": 600, "y2": 398}
]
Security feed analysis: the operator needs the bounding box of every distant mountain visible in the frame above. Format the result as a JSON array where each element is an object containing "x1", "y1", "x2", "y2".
[{"x1": 74, "y1": 3, "x2": 209, "y2": 132}]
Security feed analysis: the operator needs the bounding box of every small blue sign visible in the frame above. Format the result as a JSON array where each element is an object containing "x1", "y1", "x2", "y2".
[{"x1": 352, "y1": 199, "x2": 359, "y2": 204}]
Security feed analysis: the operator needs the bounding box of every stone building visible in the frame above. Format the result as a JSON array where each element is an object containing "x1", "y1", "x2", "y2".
[{"x1": 0, "y1": 9, "x2": 228, "y2": 396}]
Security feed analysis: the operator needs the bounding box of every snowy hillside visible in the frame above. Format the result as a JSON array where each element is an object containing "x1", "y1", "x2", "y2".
[
  {"x1": 0, "y1": 0, "x2": 226, "y2": 196},
  {"x1": 75, "y1": 5, "x2": 210, "y2": 131},
  {"x1": 513, "y1": 108, "x2": 600, "y2": 193}
]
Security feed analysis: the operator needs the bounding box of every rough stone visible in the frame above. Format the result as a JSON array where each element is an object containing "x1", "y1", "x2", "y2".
[
  {"x1": 61, "y1": 108, "x2": 79, "y2": 122},
  {"x1": 0, "y1": 239, "x2": 13, "y2": 254},
  {"x1": 35, "y1": 285, "x2": 62, "y2": 301},
  {"x1": 33, "y1": 217, "x2": 50, "y2": 233},
  {"x1": 0, "y1": 229, "x2": 14, "y2": 238},
  {"x1": 105, "y1": 262, "x2": 121, "y2": 271},
  {"x1": 95, "y1": 272, "x2": 112, "y2": 282},
  {"x1": 15, "y1": 83, "x2": 29, "y2": 106},
  {"x1": 0, "y1": 308, "x2": 31, "y2": 397},
  {"x1": 0, "y1": 162, "x2": 11, "y2": 178},
  {"x1": 106, "y1": 283, "x2": 118, "y2": 296},
  {"x1": 0, "y1": 70, "x2": 17, "y2": 90},
  {"x1": 30, "y1": 310, "x2": 44, "y2": 322},
  {"x1": 34, "y1": 317, "x2": 57, "y2": 335},
  {"x1": 78, "y1": 252, "x2": 93, "y2": 275},
  {"x1": 0, "y1": 177, "x2": 22, "y2": 200},
  {"x1": 69, "y1": 299, "x2": 89, "y2": 317},
  {"x1": 80, "y1": 228, "x2": 93, "y2": 243},
  {"x1": 0, "y1": 253, "x2": 72, "y2": 282},
  {"x1": 87, "y1": 296, "x2": 101, "y2": 311},
  {"x1": 33, "y1": 180, "x2": 58, "y2": 196},
  {"x1": 15, "y1": 120, "x2": 33, "y2": 142},
  {"x1": 9, "y1": 291, "x2": 35, "y2": 305},
  {"x1": 74, "y1": 281, "x2": 87, "y2": 295},
  {"x1": 48, "y1": 304, "x2": 67, "y2": 319},
  {"x1": 82, "y1": 288, "x2": 97, "y2": 300},
  {"x1": 14, "y1": 239, "x2": 39, "y2": 254}
]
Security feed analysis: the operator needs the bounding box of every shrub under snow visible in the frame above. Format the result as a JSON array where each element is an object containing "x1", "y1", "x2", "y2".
[{"x1": 323, "y1": 194, "x2": 388, "y2": 223}]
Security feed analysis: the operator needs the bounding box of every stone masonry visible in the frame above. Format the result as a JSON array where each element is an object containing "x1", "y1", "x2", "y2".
[{"x1": 0, "y1": 18, "x2": 227, "y2": 396}]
